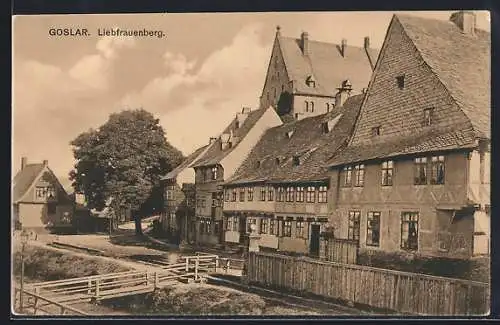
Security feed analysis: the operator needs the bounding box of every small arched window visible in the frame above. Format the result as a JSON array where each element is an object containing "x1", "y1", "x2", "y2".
[
  {"x1": 310, "y1": 101, "x2": 314, "y2": 112},
  {"x1": 305, "y1": 101, "x2": 309, "y2": 112}
]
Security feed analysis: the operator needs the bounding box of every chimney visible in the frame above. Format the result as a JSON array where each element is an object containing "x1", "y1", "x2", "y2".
[
  {"x1": 364, "y1": 36, "x2": 370, "y2": 50},
  {"x1": 341, "y1": 39, "x2": 347, "y2": 57},
  {"x1": 43, "y1": 160, "x2": 48, "y2": 166},
  {"x1": 335, "y1": 80, "x2": 353, "y2": 107},
  {"x1": 300, "y1": 31, "x2": 309, "y2": 56},
  {"x1": 241, "y1": 107, "x2": 252, "y2": 114},
  {"x1": 21, "y1": 157, "x2": 27, "y2": 170},
  {"x1": 450, "y1": 11, "x2": 476, "y2": 35}
]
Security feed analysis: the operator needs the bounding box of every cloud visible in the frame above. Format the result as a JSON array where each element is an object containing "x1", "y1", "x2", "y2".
[
  {"x1": 13, "y1": 35, "x2": 136, "y2": 178},
  {"x1": 120, "y1": 23, "x2": 271, "y2": 154},
  {"x1": 69, "y1": 34, "x2": 136, "y2": 90}
]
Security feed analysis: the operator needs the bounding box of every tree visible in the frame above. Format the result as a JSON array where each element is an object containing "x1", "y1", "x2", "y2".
[{"x1": 69, "y1": 109, "x2": 184, "y2": 236}]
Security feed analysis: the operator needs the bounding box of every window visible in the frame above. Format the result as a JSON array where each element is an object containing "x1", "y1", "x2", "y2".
[
  {"x1": 295, "y1": 113, "x2": 299, "y2": 119},
  {"x1": 424, "y1": 108, "x2": 434, "y2": 126},
  {"x1": 381, "y1": 160, "x2": 394, "y2": 186},
  {"x1": 35, "y1": 186, "x2": 55, "y2": 200},
  {"x1": 401, "y1": 212, "x2": 419, "y2": 250},
  {"x1": 293, "y1": 156, "x2": 300, "y2": 166},
  {"x1": 430, "y1": 156, "x2": 445, "y2": 185},
  {"x1": 285, "y1": 187, "x2": 295, "y2": 202},
  {"x1": 277, "y1": 187, "x2": 285, "y2": 202},
  {"x1": 225, "y1": 190, "x2": 230, "y2": 202},
  {"x1": 283, "y1": 220, "x2": 292, "y2": 237},
  {"x1": 343, "y1": 166, "x2": 353, "y2": 186},
  {"x1": 326, "y1": 103, "x2": 330, "y2": 112},
  {"x1": 260, "y1": 219, "x2": 269, "y2": 234},
  {"x1": 211, "y1": 167, "x2": 218, "y2": 180},
  {"x1": 296, "y1": 221, "x2": 305, "y2": 238},
  {"x1": 260, "y1": 187, "x2": 266, "y2": 201},
  {"x1": 348, "y1": 211, "x2": 361, "y2": 241},
  {"x1": 306, "y1": 186, "x2": 315, "y2": 203},
  {"x1": 366, "y1": 212, "x2": 381, "y2": 246},
  {"x1": 202, "y1": 169, "x2": 207, "y2": 182},
  {"x1": 214, "y1": 222, "x2": 220, "y2": 234},
  {"x1": 233, "y1": 217, "x2": 238, "y2": 231},
  {"x1": 371, "y1": 126, "x2": 381, "y2": 137},
  {"x1": 305, "y1": 101, "x2": 309, "y2": 112},
  {"x1": 235, "y1": 120, "x2": 240, "y2": 129},
  {"x1": 201, "y1": 199, "x2": 206, "y2": 208},
  {"x1": 414, "y1": 157, "x2": 428, "y2": 185},
  {"x1": 247, "y1": 218, "x2": 257, "y2": 232},
  {"x1": 226, "y1": 217, "x2": 233, "y2": 231},
  {"x1": 247, "y1": 187, "x2": 254, "y2": 201},
  {"x1": 231, "y1": 188, "x2": 237, "y2": 202},
  {"x1": 354, "y1": 164, "x2": 365, "y2": 187},
  {"x1": 275, "y1": 157, "x2": 280, "y2": 165},
  {"x1": 396, "y1": 75, "x2": 405, "y2": 89},
  {"x1": 318, "y1": 186, "x2": 328, "y2": 203},
  {"x1": 256, "y1": 160, "x2": 261, "y2": 168},
  {"x1": 239, "y1": 188, "x2": 245, "y2": 202},
  {"x1": 310, "y1": 101, "x2": 314, "y2": 112},
  {"x1": 296, "y1": 187, "x2": 304, "y2": 202},
  {"x1": 267, "y1": 186, "x2": 274, "y2": 201},
  {"x1": 269, "y1": 219, "x2": 275, "y2": 235},
  {"x1": 274, "y1": 88, "x2": 277, "y2": 99},
  {"x1": 166, "y1": 189, "x2": 174, "y2": 200}
]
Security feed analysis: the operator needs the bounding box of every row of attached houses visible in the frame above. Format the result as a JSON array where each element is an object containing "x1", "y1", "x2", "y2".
[{"x1": 161, "y1": 11, "x2": 490, "y2": 259}]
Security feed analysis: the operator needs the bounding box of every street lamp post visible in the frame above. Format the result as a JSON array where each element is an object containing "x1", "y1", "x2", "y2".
[{"x1": 19, "y1": 230, "x2": 29, "y2": 313}]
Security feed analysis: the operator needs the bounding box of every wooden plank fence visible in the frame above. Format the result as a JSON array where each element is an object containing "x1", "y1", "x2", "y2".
[
  {"x1": 322, "y1": 238, "x2": 359, "y2": 264},
  {"x1": 247, "y1": 252, "x2": 489, "y2": 316}
]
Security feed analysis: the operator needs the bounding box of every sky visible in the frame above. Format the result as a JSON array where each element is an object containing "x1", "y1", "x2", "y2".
[{"x1": 12, "y1": 11, "x2": 490, "y2": 190}]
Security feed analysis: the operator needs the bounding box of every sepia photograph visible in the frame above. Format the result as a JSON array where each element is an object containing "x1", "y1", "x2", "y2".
[{"x1": 11, "y1": 10, "x2": 490, "y2": 318}]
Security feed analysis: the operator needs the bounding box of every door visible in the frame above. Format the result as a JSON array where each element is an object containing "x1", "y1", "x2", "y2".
[
  {"x1": 309, "y1": 224, "x2": 321, "y2": 256},
  {"x1": 239, "y1": 216, "x2": 246, "y2": 244}
]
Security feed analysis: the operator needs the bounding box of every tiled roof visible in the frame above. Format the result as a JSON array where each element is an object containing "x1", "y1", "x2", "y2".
[
  {"x1": 396, "y1": 14, "x2": 491, "y2": 139},
  {"x1": 226, "y1": 94, "x2": 364, "y2": 185},
  {"x1": 278, "y1": 36, "x2": 378, "y2": 96},
  {"x1": 327, "y1": 126, "x2": 477, "y2": 167},
  {"x1": 161, "y1": 145, "x2": 209, "y2": 180},
  {"x1": 12, "y1": 164, "x2": 45, "y2": 202},
  {"x1": 191, "y1": 108, "x2": 268, "y2": 168}
]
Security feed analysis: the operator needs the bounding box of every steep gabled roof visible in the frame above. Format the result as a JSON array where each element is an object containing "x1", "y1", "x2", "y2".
[
  {"x1": 13, "y1": 163, "x2": 45, "y2": 202},
  {"x1": 161, "y1": 145, "x2": 209, "y2": 181},
  {"x1": 226, "y1": 94, "x2": 364, "y2": 185},
  {"x1": 192, "y1": 108, "x2": 268, "y2": 168},
  {"x1": 396, "y1": 14, "x2": 490, "y2": 139},
  {"x1": 278, "y1": 36, "x2": 378, "y2": 97}
]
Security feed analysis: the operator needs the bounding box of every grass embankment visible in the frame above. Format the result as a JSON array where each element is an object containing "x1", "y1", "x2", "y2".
[
  {"x1": 12, "y1": 245, "x2": 131, "y2": 281},
  {"x1": 103, "y1": 284, "x2": 322, "y2": 315}
]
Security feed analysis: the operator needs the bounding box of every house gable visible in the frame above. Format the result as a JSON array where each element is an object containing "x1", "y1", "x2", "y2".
[
  {"x1": 16, "y1": 166, "x2": 70, "y2": 204},
  {"x1": 260, "y1": 30, "x2": 292, "y2": 113},
  {"x1": 348, "y1": 15, "x2": 474, "y2": 148}
]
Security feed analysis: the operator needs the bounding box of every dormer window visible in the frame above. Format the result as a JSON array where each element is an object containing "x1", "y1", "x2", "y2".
[
  {"x1": 256, "y1": 160, "x2": 261, "y2": 168},
  {"x1": 293, "y1": 156, "x2": 300, "y2": 166},
  {"x1": 424, "y1": 108, "x2": 434, "y2": 126},
  {"x1": 371, "y1": 126, "x2": 381, "y2": 137},
  {"x1": 275, "y1": 158, "x2": 280, "y2": 165},
  {"x1": 323, "y1": 114, "x2": 343, "y2": 134},
  {"x1": 235, "y1": 120, "x2": 240, "y2": 129},
  {"x1": 286, "y1": 130, "x2": 294, "y2": 139},
  {"x1": 396, "y1": 75, "x2": 405, "y2": 89}
]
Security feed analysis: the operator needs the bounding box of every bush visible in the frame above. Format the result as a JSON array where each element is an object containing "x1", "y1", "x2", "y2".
[
  {"x1": 13, "y1": 245, "x2": 131, "y2": 281},
  {"x1": 105, "y1": 285, "x2": 267, "y2": 315},
  {"x1": 357, "y1": 249, "x2": 490, "y2": 283}
]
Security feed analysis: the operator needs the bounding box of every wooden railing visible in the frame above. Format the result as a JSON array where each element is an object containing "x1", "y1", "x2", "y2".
[
  {"x1": 13, "y1": 287, "x2": 88, "y2": 316},
  {"x1": 18, "y1": 254, "x2": 222, "y2": 315},
  {"x1": 247, "y1": 252, "x2": 490, "y2": 316}
]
